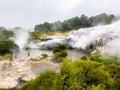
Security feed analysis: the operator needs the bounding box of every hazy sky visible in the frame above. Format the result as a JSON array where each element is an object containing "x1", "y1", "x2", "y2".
[{"x1": 0, "y1": 0, "x2": 120, "y2": 28}]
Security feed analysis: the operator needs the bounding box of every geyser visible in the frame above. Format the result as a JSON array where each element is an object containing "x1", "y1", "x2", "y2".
[
  {"x1": 10, "y1": 21, "x2": 120, "y2": 57},
  {"x1": 12, "y1": 28, "x2": 31, "y2": 49},
  {"x1": 36, "y1": 20, "x2": 120, "y2": 56},
  {"x1": 68, "y1": 20, "x2": 120, "y2": 56}
]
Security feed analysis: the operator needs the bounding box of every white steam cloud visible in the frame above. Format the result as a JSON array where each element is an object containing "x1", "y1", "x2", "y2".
[
  {"x1": 69, "y1": 20, "x2": 120, "y2": 56},
  {"x1": 11, "y1": 28, "x2": 31, "y2": 49}
]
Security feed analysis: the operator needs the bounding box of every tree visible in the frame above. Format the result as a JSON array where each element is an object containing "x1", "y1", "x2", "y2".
[
  {"x1": 80, "y1": 15, "x2": 91, "y2": 27},
  {"x1": 34, "y1": 13, "x2": 115, "y2": 32},
  {"x1": 0, "y1": 29, "x2": 14, "y2": 39},
  {"x1": 0, "y1": 39, "x2": 18, "y2": 54}
]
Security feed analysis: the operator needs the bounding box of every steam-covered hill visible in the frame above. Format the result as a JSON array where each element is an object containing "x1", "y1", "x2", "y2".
[
  {"x1": 35, "y1": 20, "x2": 120, "y2": 57},
  {"x1": 34, "y1": 13, "x2": 116, "y2": 32},
  {"x1": 0, "y1": 13, "x2": 119, "y2": 57}
]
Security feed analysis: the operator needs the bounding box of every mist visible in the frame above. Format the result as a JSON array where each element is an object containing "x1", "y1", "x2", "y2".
[
  {"x1": 8, "y1": 18, "x2": 120, "y2": 57},
  {"x1": 11, "y1": 27, "x2": 31, "y2": 49},
  {"x1": 69, "y1": 20, "x2": 120, "y2": 56}
]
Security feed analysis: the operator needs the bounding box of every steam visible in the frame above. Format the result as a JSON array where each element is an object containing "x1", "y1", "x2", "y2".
[
  {"x1": 68, "y1": 20, "x2": 120, "y2": 56},
  {"x1": 9, "y1": 20, "x2": 120, "y2": 57},
  {"x1": 35, "y1": 20, "x2": 120, "y2": 57},
  {"x1": 12, "y1": 28, "x2": 31, "y2": 49}
]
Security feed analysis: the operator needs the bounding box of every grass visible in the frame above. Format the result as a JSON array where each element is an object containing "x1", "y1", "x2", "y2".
[
  {"x1": 30, "y1": 31, "x2": 69, "y2": 40},
  {"x1": 0, "y1": 53, "x2": 12, "y2": 60},
  {"x1": 0, "y1": 88, "x2": 18, "y2": 90}
]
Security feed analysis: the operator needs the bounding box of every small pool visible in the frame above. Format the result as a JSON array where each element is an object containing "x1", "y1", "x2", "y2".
[{"x1": 13, "y1": 49, "x2": 89, "y2": 60}]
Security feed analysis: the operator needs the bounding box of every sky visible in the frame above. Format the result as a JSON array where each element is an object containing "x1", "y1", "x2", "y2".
[{"x1": 0, "y1": 0, "x2": 120, "y2": 28}]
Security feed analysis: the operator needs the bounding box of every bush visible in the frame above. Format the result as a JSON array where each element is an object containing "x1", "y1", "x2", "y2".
[
  {"x1": 21, "y1": 70, "x2": 58, "y2": 90},
  {"x1": 41, "y1": 53, "x2": 48, "y2": 57},
  {"x1": 104, "y1": 64, "x2": 120, "y2": 89},
  {"x1": 21, "y1": 58, "x2": 120, "y2": 90},
  {"x1": 4, "y1": 53, "x2": 12, "y2": 59},
  {"x1": 53, "y1": 43, "x2": 67, "y2": 62},
  {"x1": 90, "y1": 52, "x2": 120, "y2": 65},
  {"x1": 0, "y1": 39, "x2": 18, "y2": 54},
  {"x1": 0, "y1": 53, "x2": 12, "y2": 60},
  {"x1": 80, "y1": 56, "x2": 87, "y2": 60}
]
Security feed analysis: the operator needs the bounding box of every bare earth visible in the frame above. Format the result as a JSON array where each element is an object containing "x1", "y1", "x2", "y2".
[{"x1": 0, "y1": 56, "x2": 59, "y2": 88}]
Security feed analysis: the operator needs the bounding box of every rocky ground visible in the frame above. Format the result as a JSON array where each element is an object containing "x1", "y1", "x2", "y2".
[{"x1": 0, "y1": 56, "x2": 59, "y2": 88}]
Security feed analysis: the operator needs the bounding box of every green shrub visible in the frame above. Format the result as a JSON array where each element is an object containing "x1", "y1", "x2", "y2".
[
  {"x1": 88, "y1": 84, "x2": 105, "y2": 90},
  {"x1": 4, "y1": 53, "x2": 12, "y2": 59},
  {"x1": 90, "y1": 51, "x2": 101, "y2": 61},
  {"x1": 90, "y1": 52, "x2": 120, "y2": 65},
  {"x1": 80, "y1": 56, "x2": 87, "y2": 60},
  {"x1": 41, "y1": 53, "x2": 48, "y2": 57},
  {"x1": 104, "y1": 64, "x2": 120, "y2": 90},
  {"x1": 57, "y1": 43, "x2": 67, "y2": 50},
  {"x1": 0, "y1": 39, "x2": 18, "y2": 54},
  {"x1": 53, "y1": 43, "x2": 67, "y2": 62},
  {"x1": 21, "y1": 58, "x2": 120, "y2": 90},
  {"x1": 0, "y1": 56, "x2": 4, "y2": 60},
  {"x1": 0, "y1": 54, "x2": 12, "y2": 60},
  {"x1": 21, "y1": 70, "x2": 58, "y2": 90}
]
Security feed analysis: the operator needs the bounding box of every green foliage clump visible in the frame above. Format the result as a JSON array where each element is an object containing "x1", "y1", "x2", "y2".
[
  {"x1": 21, "y1": 70, "x2": 58, "y2": 90},
  {"x1": 21, "y1": 58, "x2": 120, "y2": 90},
  {"x1": 80, "y1": 56, "x2": 88, "y2": 60},
  {"x1": 90, "y1": 52, "x2": 120, "y2": 65},
  {"x1": 0, "y1": 28, "x2": 14, "y2": 39},
  {"x1": 59, "y1": 59, "x2": 113, "y2": 90},
  {"x1": 104, "y1": 64, "x2": 120, "y2": 90},
  {"x1": 30, "y1": 31, "x2": 68, "y2": 41},
  {"x1": 30, "y1": 32, "x2": 41, "y2": 40},
  {"x1": 4, "y1": 53, "x2": 12, "y2": 59},
  {"x1": 0, "y1": 27, "x2": 17, "y2": 55},
  {"x1": 53, "y1": 43, "x2": 68, "y2": 62},
  {"x1": 0, "y1": 53, "x2": 13, "y2": 60},
  {"x1": 0, "y1": 39, "x2": 18, "y2": 54},
  {"x1": 41, "y1": 53, "x2": 48, "y2": 57}
]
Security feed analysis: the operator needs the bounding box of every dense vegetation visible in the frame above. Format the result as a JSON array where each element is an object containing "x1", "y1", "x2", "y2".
[
  {"x1": 34, "y1": 13, "x2": 115, "y2": 32},
  {"x1": 0, "y1": 27, "x2": 14, "y2": 39},
  {"x1": 0, "y1": 27, "x2": 18, "y2": 55},
  {"x1": 0, "y1": 13, "x2": 119, "y2": 89},
  {"x1": 41, "y1": 53, "x2": 48, "y2": 58},
  {"x1": 0, "y1": 39, "x2": 18, "y2": 54},
  {"x1": 21, "y1": 53, "x2": 120, "y2": 90},
  {"x1": 90, "y1": 52, "x2": 120, "y2": 65}
]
